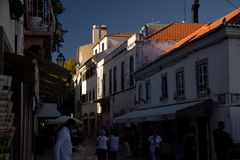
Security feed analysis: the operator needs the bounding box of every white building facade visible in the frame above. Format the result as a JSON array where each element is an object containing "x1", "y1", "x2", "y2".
[
  {"x1": 115, "y1": 10, "x2": 240, "y2": 160},
  {"x1": 74, "y1": 26, "x2": 133, "y2": 136}
]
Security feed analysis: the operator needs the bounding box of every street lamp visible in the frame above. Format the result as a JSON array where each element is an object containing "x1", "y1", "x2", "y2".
[{"x1": 56, "y1": 52, "x2": 65, "y2": 66}]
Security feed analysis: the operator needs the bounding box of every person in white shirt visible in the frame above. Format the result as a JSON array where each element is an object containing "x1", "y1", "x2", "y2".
[
  {"x1": 108, "y1": 128, "x2": 119, "y2": 160},
  {"x1": 54, "y1": 118, "x2": 76, "y2": 160},
  {"x1": 148, "y1": 129, "x2": 162, "y2": 160},
  {"x1": 96, "y1": 129, "x2": 109, "y2": 160}
]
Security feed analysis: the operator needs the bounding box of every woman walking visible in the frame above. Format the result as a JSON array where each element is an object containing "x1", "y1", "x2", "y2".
[
  {"x1": 96, "y1": 130, "x2": 109, "y2": 160},
  {"x1": 108, "y1": 129, "x2": 119, "y2": 160}
]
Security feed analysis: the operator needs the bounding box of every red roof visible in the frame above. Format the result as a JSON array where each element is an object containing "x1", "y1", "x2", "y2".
[
  {"x1": 166, "y1": 8, "x2": 240, "y2": 53},
  {"x1": 147, "y1": 22, "x2": 206, "y2": 41}
]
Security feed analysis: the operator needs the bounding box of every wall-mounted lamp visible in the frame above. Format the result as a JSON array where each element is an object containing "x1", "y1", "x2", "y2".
[{"x1": 56, "y1": 52, "x2": 65, "y2": 66}]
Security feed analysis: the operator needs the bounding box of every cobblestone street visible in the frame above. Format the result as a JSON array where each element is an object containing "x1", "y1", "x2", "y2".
[{"x1": 72, "y1": 139, "x2": 97, "y2": 160}]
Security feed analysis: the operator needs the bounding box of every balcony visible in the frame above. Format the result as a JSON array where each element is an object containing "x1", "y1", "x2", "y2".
[
  {"x1": 218, "y1": 93, "x2": 240, "y2": 105},
  {"x1": 24, "y1": 0, "x2": 57, "y2": 57}
]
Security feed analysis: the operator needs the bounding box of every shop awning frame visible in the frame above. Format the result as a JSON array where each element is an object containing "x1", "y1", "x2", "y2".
[
  {"x1": 4, "y1": 52, "x2": 71, "y2": 101},
  {"x1": 113, "y1": 100, "x2": 210, "y2": 123}
]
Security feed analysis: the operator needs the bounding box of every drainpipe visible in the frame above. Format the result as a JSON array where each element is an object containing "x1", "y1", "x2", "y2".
[{"x1": 192, "y1": 0, "x2": 200, "y2": 23}]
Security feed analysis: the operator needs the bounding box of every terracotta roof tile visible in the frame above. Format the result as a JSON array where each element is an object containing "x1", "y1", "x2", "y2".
[
  {"x1": 166, "y1": 8, "x2": 240, "y2": 54},
  {"x1": 147, "y1": 22, "x2": 206, "y2": 41}
]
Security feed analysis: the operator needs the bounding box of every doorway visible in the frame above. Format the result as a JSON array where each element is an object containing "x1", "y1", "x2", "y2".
[{"x1": 197, "y1": 117, "x2": 209, "y2": 160}]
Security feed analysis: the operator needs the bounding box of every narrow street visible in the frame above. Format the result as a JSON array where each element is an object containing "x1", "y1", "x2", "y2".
[
  {"x1": 72, "y1": 139, "x2": 149, "y2": 160},
  {"x1": 36, "y1": 139, "x2": 150, "y2": 160},
  {"x1": 72, "y1": 139, "x2": 97, "y2": 160}
]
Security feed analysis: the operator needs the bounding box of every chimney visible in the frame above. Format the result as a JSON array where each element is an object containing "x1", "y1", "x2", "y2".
[
  {"x1": 92, "y1": 25, "x2": 100, "y2": 43},
  {"x1": 191, "y1": 0, "x2": 200, "y2": 23},
  {"x1": 100, "y1": 24, "x2": 107, "y2": 38}
]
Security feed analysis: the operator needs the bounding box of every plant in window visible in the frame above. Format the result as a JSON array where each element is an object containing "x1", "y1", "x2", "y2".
[
  {"x1": 206, "y1": 87, "x2": 211, "y2": 94},
  {"x1": 159, "y1": 96, "x2": 164, "y2": 102},
  {"x1": 142, "y1": 98, "x2": 147, "y2": 104},
  {"x1": 134, "y1": 99, "x2": 139, "y2": 104},
  {"x1": 51, "y1": 0, "x2": 67, "y2": 52}
]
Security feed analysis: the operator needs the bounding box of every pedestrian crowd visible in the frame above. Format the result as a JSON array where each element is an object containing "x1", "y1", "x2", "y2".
[{"x1": 53, "y1": 118, "x2": 234, "y2": 160}]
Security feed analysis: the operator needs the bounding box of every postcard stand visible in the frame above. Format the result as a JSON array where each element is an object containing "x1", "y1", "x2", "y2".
[{"x1": 0, "y1": 75, "x2": 14, "y2": 160}]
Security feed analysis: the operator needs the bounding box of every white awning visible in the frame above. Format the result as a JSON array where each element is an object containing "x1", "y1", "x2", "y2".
[
  {"x1": 37, "y1": 103, "x2": 61, "y2": 118},
  {"x1": 113, "y1": 100, "x2": 206, "y2": 123},
  {"x1": 47, "y1": 115, "x2": 82, "y2": 125}
]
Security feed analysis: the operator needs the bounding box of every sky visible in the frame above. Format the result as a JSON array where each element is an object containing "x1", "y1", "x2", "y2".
[{"x1": 56, "y1": 0, "x2": 240, "y2": 60}]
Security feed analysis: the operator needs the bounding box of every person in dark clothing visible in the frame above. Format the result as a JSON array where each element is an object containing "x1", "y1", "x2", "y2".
[
  {"x1": 213, "y1": 121, "x2": 233, "y2": 160},
  {"x1": 183, "y1": 126, "x2": 197, "y2": 160}
]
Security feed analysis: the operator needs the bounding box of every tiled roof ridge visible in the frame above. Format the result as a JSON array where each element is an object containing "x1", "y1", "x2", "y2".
[
  {"x1": 165, "y1": 8, "x2": 240, "y2": 54},
  {"x1": 147, "y1": 22, "x2": 206, "y2": 39}
]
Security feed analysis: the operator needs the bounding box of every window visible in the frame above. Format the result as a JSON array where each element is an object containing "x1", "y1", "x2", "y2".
[
  {"x1": 103, "y1": 73, "x2": 106, "y2": 96},
  {"x1": 161, "y1": 74, "x2": 168, "y2": 100},
  {"x1": 146, "y1": 81, "x2": 151, "y2": 103},
  {"x1": 176, "y1": 70, "x2": 184, "y2": 98},
  {"x1": 109, "y1": 69, "x2": 112, "y2": 95},
  {"x1": 196, "y1": 62, "x2": 208, "y2": 95},
  {"x1": 95, "y1": 49, "x2": 97, "y2": 55},
  {"x1": 89, "y1": 91, "x2": 91, "y2": 101},
  {"x1": 138, "y1": 85, "x2": 142, "y2": 102},
  {"x1": 102, "y1": 43, "x2": 105, "y2": 51},
  {"x1": 81, "y1": 94, "x2": 86, "y2": 103},
  {"x1": 86, "y1": 92, "x2": 88, "y2": 102},
  {"x1": 79, "y1": 80, "x2": 82, "y2": 100},
  {"x1": 92, "y1": 89, "x2": 95, "y2": 100},
  {"x1": 82, "y1": 73, "x2": 86, "y2": 81},
  {"x1": 90, "y1": 66, "x2": 96, "y2": 76},
  {"x1": 121, "y1": 62, "x2": 125, "y2": 90},
  {"x1": 89, "y1": 67, "x2": 93, "y2": 76},
  {"x1": 113, "y1": 66, "x2": 117, "y2": 92},
  {"x1": 97, "y1": 77, "x2": 100, "y2": 96},
  {"x1": 86, "y1": 69, "x2": 90, "y2": 79},
  {"x1": 129, "y1": 56, "x2": 134, "y2": 86}
]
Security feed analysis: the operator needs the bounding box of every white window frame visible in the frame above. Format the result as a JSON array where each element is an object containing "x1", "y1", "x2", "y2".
[
  {"x1": 196, "y1": 62, "x2": 208, "y2": 95},
  {"x1": 138, "y1": 84, "x2": 142, "y2": 102},
  {"x1": 146, "y1": 81, "x2": 151, "y2": 103},
  {"x1": 176, "y1": 70, "x2": 185, "y2": 98},
  {"x1": 161, "y1": 74, "x2": 168, "y2": 100}
]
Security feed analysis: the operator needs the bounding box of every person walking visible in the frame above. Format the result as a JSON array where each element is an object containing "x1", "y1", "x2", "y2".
[
  {"x1": 183, "y1": 126, "x2": 197, "y2": 160},
  {"x1": 148, "y1": 129, "x2": 162, "y2": 160},
  {"x1": 96, "y1": 129, "x2": 109, "y2": 160},
  {"x1": 54, "y1": 118, "x2": 76, "y2": 160},
  {"x1": 122, "y1": 127, "x2": 132, "y2": 157},
  {"x1": 108, "y1": 128, "x2": 119, "y2": 160},
  {"x1": 213, "y1": 121, "x2": 233, "y2": 160}
]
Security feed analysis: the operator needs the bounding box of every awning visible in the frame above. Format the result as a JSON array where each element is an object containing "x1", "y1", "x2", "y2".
[
  {"x1": 113, "y1": 100, "x2": 207, "y2": 123},
  {"x1": 4, "y1": 51, "x2": 71, "y2": 101},
  {"x1": 37, "y1": 103, "x2": 61, "y2": 118},
  {"x1": 24, "y1": 50, "x2": 71, "y2": 80},
  {"x1": 4, "y1": 52, "x2": 35, "y2": 84},
  {"x1": 47, "y1": 115, "x2": 82, "y2": 125}
]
